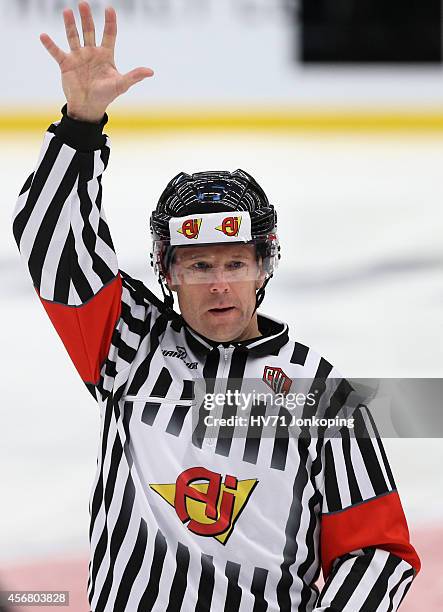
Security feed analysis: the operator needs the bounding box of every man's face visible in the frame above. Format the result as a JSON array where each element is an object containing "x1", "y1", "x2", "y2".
[{"x1": 166, "y1": 243, "x2": 265, "y2": 342}]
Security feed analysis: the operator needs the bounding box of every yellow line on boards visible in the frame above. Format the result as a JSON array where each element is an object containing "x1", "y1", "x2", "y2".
[{"x1": 2, "y1": 109, "x2": 443, "y2": 132}]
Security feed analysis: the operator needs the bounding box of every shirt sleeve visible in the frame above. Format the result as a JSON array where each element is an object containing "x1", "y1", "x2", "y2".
[
  {"x1": 314, "y1": 386, "x2": 421, "y2": 611},
  {"x1": 12, "y1": 106, "x2": 143, "y2": 400}
]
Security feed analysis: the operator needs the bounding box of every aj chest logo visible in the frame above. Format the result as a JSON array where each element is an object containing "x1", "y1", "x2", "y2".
[{"x1": 150, "y1": 467, "x2": 257, "y2": 544}]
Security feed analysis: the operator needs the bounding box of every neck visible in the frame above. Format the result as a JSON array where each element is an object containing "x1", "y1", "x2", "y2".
[
  {"x1": 231, "y1": 313, "x2": 261, "y2": 342},
  {"x1": 186, "y1": 315, "x2": 262, "y2": 345}
]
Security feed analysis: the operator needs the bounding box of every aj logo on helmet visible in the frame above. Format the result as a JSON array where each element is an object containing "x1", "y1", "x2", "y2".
[
  {"x1": 150, "y1": 467, "x2": 257, "y2": 544},
  {"x1": 178, "y1": 218, "x2": 202, "y2": 239},
  {"x1": 215, "y1": 216, "x2": 242, "y2": 237}
]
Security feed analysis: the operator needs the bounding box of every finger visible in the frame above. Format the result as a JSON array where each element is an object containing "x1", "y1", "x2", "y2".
[
  {"x1": 40, "y1": 33, "x2": 66, "y2": 65},
  {"x1": 78, "y1": 1, "x2": 96, "y2": 47},
  {"x1": 63, "y1": 8, "x2": 81, "y2": 51},
  {"x1": 119, "y1": 67, "x2": 154, "y2": 94},
  {"x1": 101, "y1": 6, "x2": 117, "y2": 51}
]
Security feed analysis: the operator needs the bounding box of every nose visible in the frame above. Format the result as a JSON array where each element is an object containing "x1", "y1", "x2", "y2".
[
  {"x1": 208, "y1": 269, "x2": 230, "y2": 292},
  {"x1": 209, "y1": 283, "x2": 230, "y2": 293}
]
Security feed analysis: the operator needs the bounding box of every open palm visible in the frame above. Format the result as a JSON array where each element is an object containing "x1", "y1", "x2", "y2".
[{"x1": 40, "y1": 2, "x2": 154, "y2": 122}]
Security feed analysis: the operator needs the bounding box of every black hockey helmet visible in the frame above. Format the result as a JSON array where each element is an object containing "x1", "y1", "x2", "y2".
[{"x1": 149, "y1": 169, "x2": 280, "y2": 311}]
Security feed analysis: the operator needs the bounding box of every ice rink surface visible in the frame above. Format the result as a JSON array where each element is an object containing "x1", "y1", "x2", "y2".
[{"x1": 1, "y1": 131, "x2": 442, "y2": 609}]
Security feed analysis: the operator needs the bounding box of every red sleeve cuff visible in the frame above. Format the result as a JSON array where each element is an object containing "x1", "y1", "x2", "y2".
[{"x1": 321, "y1": 491, "x2": 421, "y2": 578}]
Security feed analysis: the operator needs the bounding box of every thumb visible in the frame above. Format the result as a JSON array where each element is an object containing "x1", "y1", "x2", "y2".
[{"x1": 119, "y1": 67, "x2": 154, "y2": 94}]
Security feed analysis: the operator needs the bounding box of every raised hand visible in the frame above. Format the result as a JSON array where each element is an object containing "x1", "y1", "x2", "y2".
[{"x1": 40, "y1": 2, "x2": 154, "y2": 123}]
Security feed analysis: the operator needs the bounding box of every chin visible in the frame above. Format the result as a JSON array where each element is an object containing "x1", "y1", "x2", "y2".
[
  {"x1": 200, "y1": 328, "x2": 232, "y2": 342},
  {"x1": 199, "y1": 322, "x2": 242, "y2": 343}
]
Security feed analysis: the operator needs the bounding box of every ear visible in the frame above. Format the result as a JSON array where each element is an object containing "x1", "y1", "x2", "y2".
[
  {"x1": 255, "y1": 272, "x2": 266, "y2": 291},
  {"x1": 254, "y1": 254, "x2": 267, "y2": 290},
  {"x1": 165, "y1": 273, "x2": 177, "y2": 293}
]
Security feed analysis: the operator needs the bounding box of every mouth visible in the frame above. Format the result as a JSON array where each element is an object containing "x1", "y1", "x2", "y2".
[{"x1": 207, "y1": 306, "x2": 236, "y2": 316}]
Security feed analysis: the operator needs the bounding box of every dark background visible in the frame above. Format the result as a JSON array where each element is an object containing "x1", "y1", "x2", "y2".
[{"x1": 300, "y1": 0, "x2": 442, "y2": 63}]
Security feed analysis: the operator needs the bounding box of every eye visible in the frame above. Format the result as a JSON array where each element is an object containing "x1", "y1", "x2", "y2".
[
  {"x1": 191, "y1": 261, "x2": 212, "y2": 271},
  {"x1": 227, "y1": 261, "x2": 246, "y2": 270}
]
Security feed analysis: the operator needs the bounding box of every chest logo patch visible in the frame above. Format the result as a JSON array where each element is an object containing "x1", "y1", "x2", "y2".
[
  {"x1": 263, "y1": 365, "x2": 292, "y2": 396},
  {"x1": 150, "y1": 467, "x2": 257, "y2": 544}
]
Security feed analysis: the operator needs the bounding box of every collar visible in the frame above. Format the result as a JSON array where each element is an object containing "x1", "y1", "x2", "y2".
[{"x1": 181, "y1": 312, "x2": 289, "y2": 357}]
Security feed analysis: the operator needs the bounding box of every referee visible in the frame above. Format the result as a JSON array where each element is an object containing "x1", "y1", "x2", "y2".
[{"x1": 13, "y1": 3, "x2": 420, "y2": 611}]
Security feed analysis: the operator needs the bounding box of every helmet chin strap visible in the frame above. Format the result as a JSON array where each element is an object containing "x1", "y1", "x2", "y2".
[
  {"x1": 253, "y1": 274, "x2": 272, "y2": 315},
  {"x1": 158, "y1": 276, "x2": 175, "y2": 313}
]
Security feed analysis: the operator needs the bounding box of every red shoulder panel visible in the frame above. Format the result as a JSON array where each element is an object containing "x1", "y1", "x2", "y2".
[{"x1": 38, "y1": 274, "x2": 122, "y2": 385}]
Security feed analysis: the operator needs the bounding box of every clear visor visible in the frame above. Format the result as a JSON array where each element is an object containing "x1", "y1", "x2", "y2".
[{"x1": 152, "y1": 236, "x2": 279, "y2": 285}]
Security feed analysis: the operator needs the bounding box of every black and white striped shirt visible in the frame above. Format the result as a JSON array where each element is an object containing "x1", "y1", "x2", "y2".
[{"x1": 13, "y1": 111, "x2": 420, "y2": 612}]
